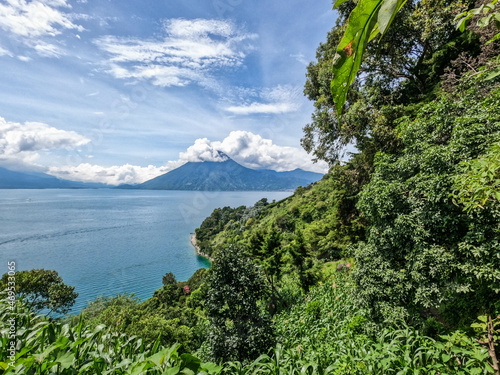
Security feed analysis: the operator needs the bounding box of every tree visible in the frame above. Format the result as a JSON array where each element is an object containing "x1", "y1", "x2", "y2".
[
  {"x1": 0, "y1": 269, "x2": 78, "y2": 315},
  {"x1": 162, "y1": 272, "x2": 177, "y2": 286},
  {"x1": 352, "y1": 80, "x2": 500, "y2": 326},
  {"x1": 329, "y1": 0, "x2": 473, "y2": 116},
  {"x1": 289, "y1": 231, "x2": 318, "y2": 293},
  {"x1": 205, "y1": 246, "x2": 274, "y2": 363},
  {"x1": 258, "y1": 231, "x2": 284, "y2": 292},
  {"x1": 303, "y1": 0, "x2": 477, "y2": 165}
]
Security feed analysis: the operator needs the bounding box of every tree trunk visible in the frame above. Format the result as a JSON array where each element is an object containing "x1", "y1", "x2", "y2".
[{"x1": 487, "y1": 315, "x2": 499, "y2": 375}]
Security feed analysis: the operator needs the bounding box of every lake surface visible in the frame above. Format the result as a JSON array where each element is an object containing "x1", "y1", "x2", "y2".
[{"x1": 0, "y1": 189, "x2": 292, "y2": 313}]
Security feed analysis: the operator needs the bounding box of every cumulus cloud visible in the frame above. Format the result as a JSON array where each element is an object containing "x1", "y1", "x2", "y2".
[
  {"x1": 44, "y1": 131, "x2": 327, "y2": 186},
  {"x1": 0, "y1": 115, "x2": 325, "y2": 185},
  {"x1": 225, "y1": 85, "x2": 302, "y2": 115},
  {"x1": 95, "y1": 18, "x2": 256, "y2": 88},
  {"x1": 47, "y1": 161, "x2": 184, "y2": 186},
  {"x1": 0, "y1": 0, "x2": 83, "y2": 56},
  {"x1": 179, "y1": 138, "x2": 230, "y2": 163},
  {"x1": 184, "y1": 131, "x2": 328, "y2": 173},
  {"x1": 0, "y1": 116, "x2": 90, "y2": 165}
]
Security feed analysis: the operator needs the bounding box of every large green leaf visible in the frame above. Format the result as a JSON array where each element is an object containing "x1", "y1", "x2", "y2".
[
  {"x1": 378, "y1": 0, "x2": 407, "y2": 34},
  {"x1": 331, "y1": 0, "x2": 406, "y2": 118},
  {"x1": 54, "y1": 351, "x2": 75, "y2": 370},
  {"x1": 163, "y1": 366, "x2": 180, "y2": 375},
  {"x1": 331, "y1": 0, "x2": 383, "y2": 117}
]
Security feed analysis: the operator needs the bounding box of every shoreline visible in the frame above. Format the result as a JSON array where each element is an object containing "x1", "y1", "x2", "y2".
[{"x1": 190, "y1": 233, "x2": 214, "y2": 263}]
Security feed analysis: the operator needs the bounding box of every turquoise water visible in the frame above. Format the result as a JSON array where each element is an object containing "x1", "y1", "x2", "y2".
[{"x1": 0, "y1": 189, "x2": 291, "y2": 313}]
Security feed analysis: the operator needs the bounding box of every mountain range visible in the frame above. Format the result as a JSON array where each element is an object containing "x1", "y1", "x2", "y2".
[
  {"x1": 0, "y1": 155, "x2": 323, "y2": 190},
  {"x1": 0, "y1": 167, "x2": 106, "y2": 189},
  {"x1": 121, "y1": 155, "x2": 323, "y2": 191}
]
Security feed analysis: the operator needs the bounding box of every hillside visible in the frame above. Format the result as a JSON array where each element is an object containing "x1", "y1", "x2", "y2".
[
  {"x1": 0, "y1": 166, "x2": 107, "y2": 189},
  {"x1": 128, "y1": 155, "x2": 323, "y2": 191},
  {"x1": 194, "y1": 166, "x2": 365, "y2": 261}
]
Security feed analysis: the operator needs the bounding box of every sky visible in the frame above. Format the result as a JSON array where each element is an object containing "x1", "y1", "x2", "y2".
[{"x1": 0, "y1": 0, "x2": 335, "y2": 185}]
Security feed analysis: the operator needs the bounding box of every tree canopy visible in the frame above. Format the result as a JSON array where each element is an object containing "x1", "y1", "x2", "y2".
[
  {"x1": 0, "y1": 269, "x2": 78, "y2": 315},
  {"x1": 205, "y1": 246, "x2": 274, "y2": 363}
]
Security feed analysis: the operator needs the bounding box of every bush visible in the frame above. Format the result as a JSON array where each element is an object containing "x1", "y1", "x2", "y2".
[{"x1": 206, "y1": 246, "x2": 275, "y2": 363}]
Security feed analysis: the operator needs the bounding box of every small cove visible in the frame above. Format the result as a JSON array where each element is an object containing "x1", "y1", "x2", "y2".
[{"x1": 0, "y1": 189, "x2": 291, "y2": 313}]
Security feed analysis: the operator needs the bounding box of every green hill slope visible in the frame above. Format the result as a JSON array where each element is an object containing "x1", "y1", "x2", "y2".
[{"x1": 194, "y1": 162, "x2": 367, "y2": 262}]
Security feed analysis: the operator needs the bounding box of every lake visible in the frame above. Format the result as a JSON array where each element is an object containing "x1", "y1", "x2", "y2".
[{"x1": 0, "y1": 189, "x2": 292, "y2": 313}]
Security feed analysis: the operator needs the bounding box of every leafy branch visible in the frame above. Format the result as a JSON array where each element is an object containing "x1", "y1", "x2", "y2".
[
  {"x1": 331, "y1": 0, "x2": 407, "y2": 118},
  {"x1": 455, "y1": 0, "x2": 500, "y2": 44}
]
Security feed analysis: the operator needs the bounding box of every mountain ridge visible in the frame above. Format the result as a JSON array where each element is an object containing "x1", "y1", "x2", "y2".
[
  {"x1": 0, "y1": 166, "x2": 108, "y2": 189},
  {"x1": 122, "y1": 157, "x2": 323, "y2": 191}
]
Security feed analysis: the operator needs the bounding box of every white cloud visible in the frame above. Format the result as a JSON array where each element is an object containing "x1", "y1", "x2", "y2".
[
  {"x1": 95, "y1": 18, "x2": 256, "y2": 88},
  {"x1": 0, "y1": 116, "x2": 90, "y2": 165},
  {"x1": 47, "y1": 162, "x2": 184, "y2": 185},
  {"x1": 44, "y1": 131, "x2": 327, "y2": 185},
  {"x1": 290, "y1": 53, "x2": 309, "y2": 66},
  {"x1": 225, "y1": 85, "x2": 302, "y2": 115},
  {"x1": 179, "y1": 138, "x2": 230, "y2": 163},
  {"x1": 225, "y1": 102, "x2": 296, "y2": 115},
  {"x1": 180, "y1": 131, "x2": 327, "y2": 173},
  {"x1": 0, "y1": 46, "x2": 13, "y2": 57},
  {"x1": 0, "y1": 0, "x2": 83, "y2": 56},
  {"x1": 0, "y1": 0, "x2": 82, "y2": 38},
  {"x1": 33, "y1": 41, "x2": 64, "y2": 57}
]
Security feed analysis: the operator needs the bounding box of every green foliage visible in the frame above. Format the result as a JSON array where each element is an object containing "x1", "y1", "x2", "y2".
[
  {"x1": 455, "y1": 0, "x2": 500, "y2": 43},
  {"x1": 353, "y1": 79, "x2": 500, "y2": 325},
  {"x1": 187, "y1": 268, "x2": 208, "y2": 292},
  {"x1": 453, "y1": 141, "x2": 500, "y2": 211},
  {"x1": 162, "y1": 272, "x2": 177, "y2": 286},
  {"x1": 288, "y1": 231, "x2": 319, "y2": 293},
  {"x1": 80, "y1": 293, "x2": 140, "y2": 329},
  {"x1": 195, "y1": 166, "x2": 367, "y2": 299},
  {"x1": 303, "y1": 0, "x2": 477, "y2": 164},
  {"x1": 1, "y1": 278, "x2": 494, "y2": 374},
  {"x1": 330, "y1": 0, "x2": 406, "y2": 118},
  {"x1": 0, "y1": 295, "x2": 222, "y2": 374},
  {"x1": 195, "y1": 204, "x2": 252, "y2": 257},
  {"x1": 205, "y1": 246, "x2": 275, "y2": 363},
  {"x1": 217, "y1": 275, "x2": 494, "y2": 374},
  {"x1": 0, "y1": 269, "x2": 78, "y2": 316},
  {"x1": 78, "y1": 268, "x2": 208, "y2": 353}
]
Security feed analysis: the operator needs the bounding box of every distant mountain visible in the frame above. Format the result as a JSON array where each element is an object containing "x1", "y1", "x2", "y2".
[
  {"x1": 123, "y1": 155, "x2": 323, "y2": 191},
  {"x1": 0, "y1": 167, "x2": 107, "y2": 189}
]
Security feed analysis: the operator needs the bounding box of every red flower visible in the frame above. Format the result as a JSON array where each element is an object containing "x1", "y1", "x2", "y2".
[{"x1": 183, "y1": 285, "x2": 190, "y2": 294}]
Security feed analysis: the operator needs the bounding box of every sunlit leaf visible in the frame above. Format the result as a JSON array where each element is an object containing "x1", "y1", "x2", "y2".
[{"x1": 331, "y1": 0, "x2": 383, "y2": 117}]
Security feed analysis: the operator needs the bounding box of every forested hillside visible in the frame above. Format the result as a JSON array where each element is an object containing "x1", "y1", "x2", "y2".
[{"x1": 1, "y1": 0, "x2": 499, "y2": 373}]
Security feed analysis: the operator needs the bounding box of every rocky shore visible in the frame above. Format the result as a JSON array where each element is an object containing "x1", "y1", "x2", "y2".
[{"x1": 190, "y1": 233, "x2": 214, "y2": 262}]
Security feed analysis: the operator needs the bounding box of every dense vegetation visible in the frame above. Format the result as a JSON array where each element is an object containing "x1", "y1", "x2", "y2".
[
  {"x1": 1, "y1": 0, "x2": 499, "y2": 372},
  {"x1": 0, "y1": 295, "x2": 222, "y2": 374},
  {"x1": 1, "y1": 271, "x2": 496, "y2": 374}
]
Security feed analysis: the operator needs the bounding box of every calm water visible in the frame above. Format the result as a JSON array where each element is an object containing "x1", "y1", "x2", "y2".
[{"x1": 0, "y1": 189, "x2": 291, "y2": 313}]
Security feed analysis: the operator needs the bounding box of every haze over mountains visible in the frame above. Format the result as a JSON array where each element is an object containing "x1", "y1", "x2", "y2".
[
  {"x1": 0, "y1": 154, "x2": 323, "y2": 190},
  {"x1": 0, "y1": 167, "x2": 107, "y2": 189}
]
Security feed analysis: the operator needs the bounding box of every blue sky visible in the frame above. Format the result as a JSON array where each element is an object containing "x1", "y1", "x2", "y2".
[{"x1": 0, "y1": 0, "x2": 334, "y2": 185}]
